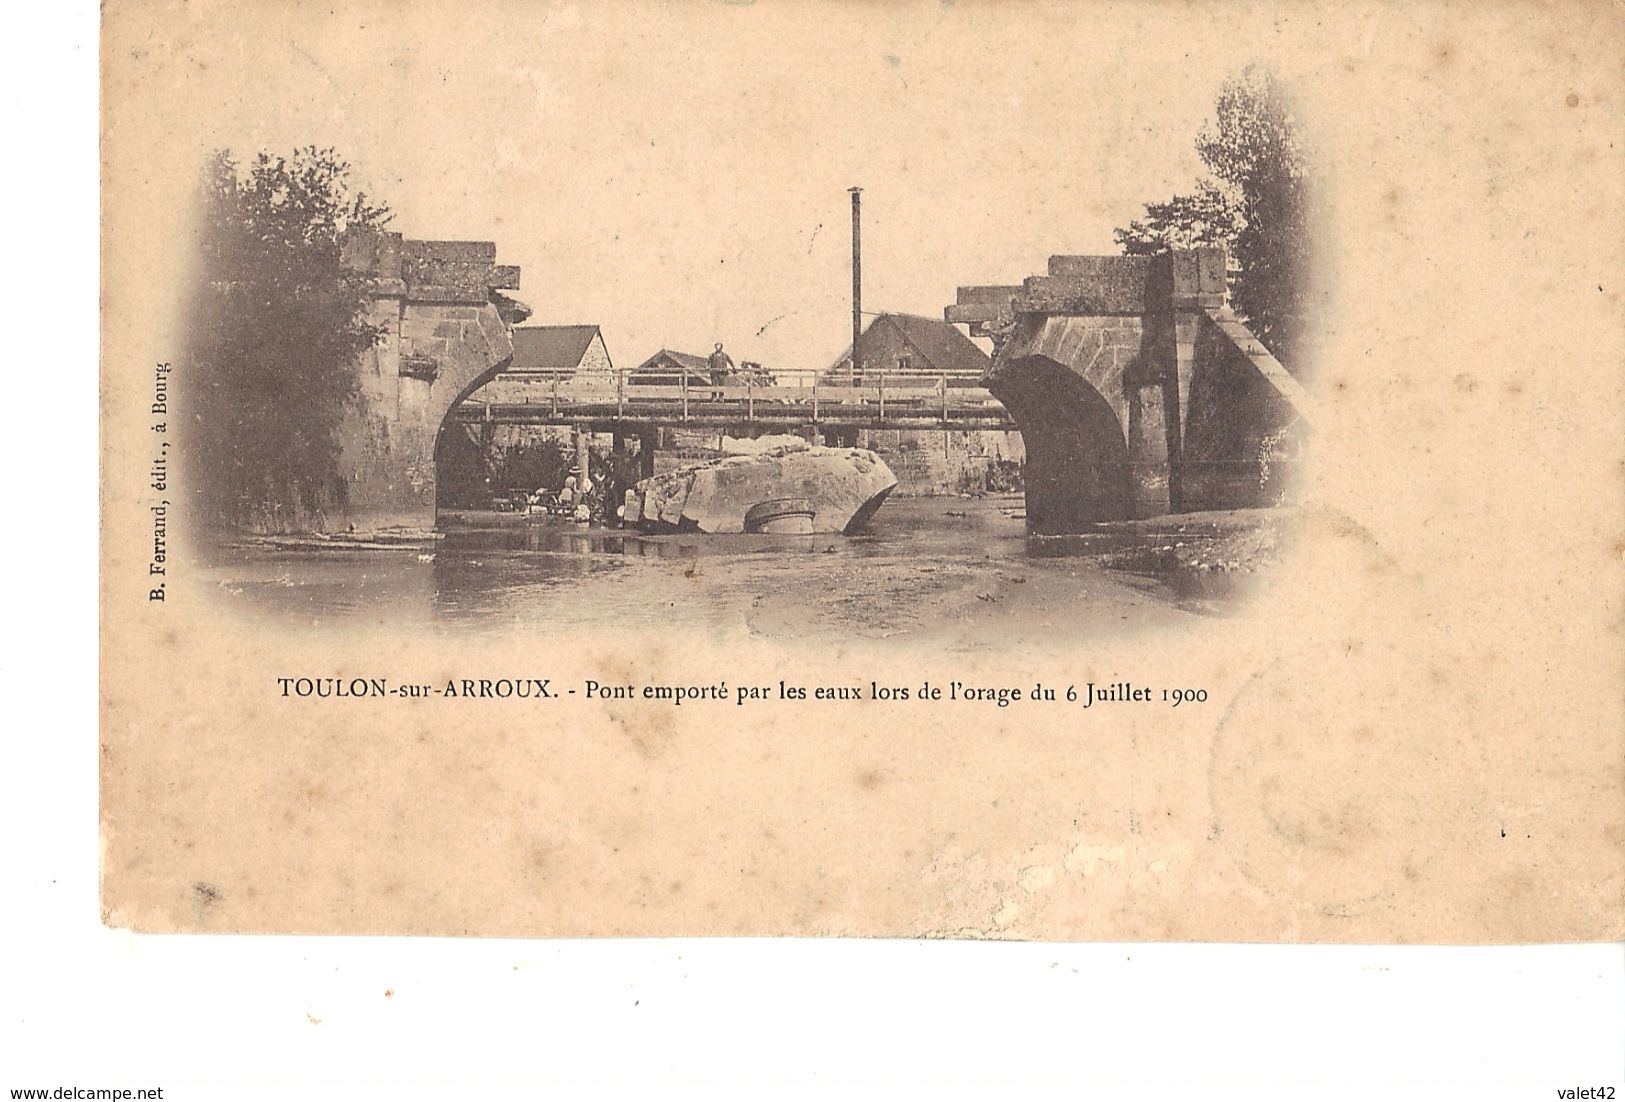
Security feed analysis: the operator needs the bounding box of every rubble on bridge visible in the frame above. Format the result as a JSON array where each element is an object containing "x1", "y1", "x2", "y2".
[{"x1": 627, "y1": 442, "x2": 898, "y2": 534}]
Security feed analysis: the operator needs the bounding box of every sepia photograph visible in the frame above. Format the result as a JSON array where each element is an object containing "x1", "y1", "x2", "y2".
[
  {"x1": 169, "y1": 33, "x2": 1320, "y2": 643},
  {"x1": 0, "y1": 0, "x2": 1607, "y2": 1094},
  {"x1": 97, "y1": 0, "x2": 1624, "y2": 950}
]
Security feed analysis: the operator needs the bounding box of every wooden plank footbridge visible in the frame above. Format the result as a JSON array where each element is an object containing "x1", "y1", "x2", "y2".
[{"x1": 451, "y1": 368, "x2": 1017, "y2": 433}]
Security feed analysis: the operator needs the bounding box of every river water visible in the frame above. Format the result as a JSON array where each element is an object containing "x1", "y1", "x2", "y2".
[{"x1": 201, "y1": 495, "x2": 1256, "y2": 643}]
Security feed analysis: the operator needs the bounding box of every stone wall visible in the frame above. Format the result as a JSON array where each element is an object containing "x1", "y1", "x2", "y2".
[
  {"x1": 575, "y1": 333, "x2": 614, "y2": 384},
  {"x1": 989, "y1": 310, "x2": 1173, "y2": 528},
  {"x1": 1179, "y1": 311, "x2": 1302, "y2": 509},
  {"x1": 856, "y1": 429, "x2": 1024, "y2": 496},
  {"x1": 951, "y1": 248, "x2": 1308, "y2": 532},
  {"x1": 335, "y1": 230, "x2": 523, "y2": 531}
]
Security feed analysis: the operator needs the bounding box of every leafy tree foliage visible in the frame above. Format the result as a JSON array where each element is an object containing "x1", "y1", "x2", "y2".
[
  {"x1": 1196, "y1": 66, "x2": 1315, "y2": 371},
  {"x1": 185, "y1": 147, "x2": 390, "y2": 530},
  {"x1": 1113, "y1": 180, "x2": 1240, "y2": 256},
  {"x1": 436, "y1": 433, "x2": 576, "y2": 508},
  {"x1": 1116, "y1": 66, "x2": 1319, "y2": 373},
  {"x1": 502, "y1": 437, "x2": 574, "y2": 494}
]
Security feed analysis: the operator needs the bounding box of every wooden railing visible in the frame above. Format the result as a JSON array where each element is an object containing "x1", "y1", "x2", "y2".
[{"x1": 454, "y1": 368, "x2": 1013, "y2": 430}]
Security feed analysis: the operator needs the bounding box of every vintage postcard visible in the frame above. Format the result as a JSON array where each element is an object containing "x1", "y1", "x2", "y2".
[{"x1": 100, "y1": 0, "x2": 1624, "y2": 940}]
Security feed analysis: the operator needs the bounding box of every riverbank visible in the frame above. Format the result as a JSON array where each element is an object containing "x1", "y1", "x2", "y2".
[
  {"x1": 201, "y1": 497, "x2": 1293, "y2": 642},
  {"x1": 1036, "y1": 507, "x2": 1292, "y2": 573}
]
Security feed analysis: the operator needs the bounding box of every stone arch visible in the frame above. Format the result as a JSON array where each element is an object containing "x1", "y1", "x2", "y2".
[
  {"x1": 986, "y1": 353, "x2": 1133, "y2": 533},
  {"x1": 431, "y1": 352, "x2": 518, "y2": 516},
  {"x1": 336, "y1": 298, "x2": 516, "y2": 530}
]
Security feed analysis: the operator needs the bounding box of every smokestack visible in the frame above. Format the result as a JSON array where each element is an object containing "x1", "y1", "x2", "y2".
[{"x1": 849, "y1": 186, "x2": 862, "y2": 385}]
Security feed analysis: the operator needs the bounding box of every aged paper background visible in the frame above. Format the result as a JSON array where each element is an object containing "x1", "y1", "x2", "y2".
[{"x1": 101, "y1": 0, "x2": 1624, "y2": 941}]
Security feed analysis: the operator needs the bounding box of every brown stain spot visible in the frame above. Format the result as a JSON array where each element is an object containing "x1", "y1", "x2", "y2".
[
  {"x1": 622, "y1": 709, "x2": 676, "y2": 760},
  {"x1": 1504, "y1": 378, "x2": 1525, "y2": 396},
  {"x1": 668, "y1": 879, "x2": 684, "y2": 894},
  {"x1": 384, "y1": 989, "x2": 394, "y2": 998},
  {"x1": 1452, "y1": 373, "x2": 1477, "y2": 394},
  {"x1": 1382, "y1": 186, "x2": 1403, "y2": 226},
  {"x1": 529, "y1": 846, "x2": 552, "y2": 871},
  {"x1": 1432, "y1": 40, "x2": 1455, "y2": 68},
  {"x1": 1501, "y1": 869, "x2": 1535, "y2": 899},
  {"x1": 855, "y1": 767, "x2": 887, "y2": 791},
  {"x1": 1566, "y1": 92, "x2": 1580, "y2": 108},
  {"x1": 192, "y1": 881, "x2": 222, "y2": 907},
  {"x1": 1402, "y1": 863, "x2": 1420, "y2": 883}
]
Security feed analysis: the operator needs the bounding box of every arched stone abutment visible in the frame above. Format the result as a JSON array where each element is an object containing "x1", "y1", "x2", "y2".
[
  {"x1": 431, "y1": 342, "x2": 525, "y2": 515},
  {"x1": 330, "y1": 230, "x2": 526, "y2": 532},
  {"x1": 987, "y1": 353, "x2": 1134, "y2": 533},
  {"x1": 950, "y1": 248, "x2": 1306, "y2": 526},
  {"x1": 336, "y1": 296, "x2": 516, "y2": 530},
  {"x1": 1178, "y1": 309, "x2": 1308, "y2": 509}
]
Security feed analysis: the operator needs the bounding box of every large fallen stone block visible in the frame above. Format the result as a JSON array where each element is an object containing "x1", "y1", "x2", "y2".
[{"x1": 631, "y1": 445, "x2": 897, "y2": 534}]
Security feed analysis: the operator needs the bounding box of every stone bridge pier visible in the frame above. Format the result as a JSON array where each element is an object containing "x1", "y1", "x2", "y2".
[
  {"x1": 948, "y1": 248, "x2": 1314, "y2": 534},
  {"x1": 336, "y1": 229, "x2": 528, "y2": 531}
]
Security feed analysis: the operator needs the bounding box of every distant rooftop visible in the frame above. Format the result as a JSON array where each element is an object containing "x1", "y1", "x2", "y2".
[
  {"x1": 826, "y1": 312, "x2": 992, "y2": 381},
  {"x1": 511, "y1": 325, "x2": 604, "y2": 372}
]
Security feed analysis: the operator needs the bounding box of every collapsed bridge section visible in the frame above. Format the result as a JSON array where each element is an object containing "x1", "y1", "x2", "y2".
[{"x1": 948, "y1": 249, "x2": 1314, "y2": 534}]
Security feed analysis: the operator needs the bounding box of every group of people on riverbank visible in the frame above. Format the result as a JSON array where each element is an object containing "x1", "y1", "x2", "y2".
[{"x1": 527, "y1": 450, "x2": 642, "y2": 528}]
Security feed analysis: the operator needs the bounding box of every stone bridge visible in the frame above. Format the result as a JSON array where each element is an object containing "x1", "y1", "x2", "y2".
[
  {"x1": 947, "y1": 248, "x2": 1314, "y2": 534},
  {"x1": 335, "y1": 229, "x2": 528, "y2": 530},
  {"x1": 330, "y1": 231, "x2": 1310, "y2": 535}
]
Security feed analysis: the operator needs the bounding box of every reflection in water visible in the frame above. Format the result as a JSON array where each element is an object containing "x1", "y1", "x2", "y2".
[{"x1": 202, "y1": 496, "x2": 1265, "y2": 638}]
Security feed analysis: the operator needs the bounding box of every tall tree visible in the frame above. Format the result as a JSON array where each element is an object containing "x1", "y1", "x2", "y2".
[
  {"x1": 185, "y1": 147, "x2": 391, "y2": 530},
  {"x1": 1115, "y1": 66, "x2": 1318, "y2": 374},
  {"x1": 1196, "y1": 66, "x2": 1315, "y2": 372},
  {"x1": 1113, "y1": 179, "x2": 1240, "y2": 257}
]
